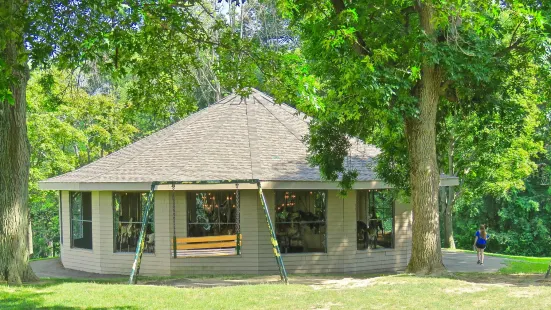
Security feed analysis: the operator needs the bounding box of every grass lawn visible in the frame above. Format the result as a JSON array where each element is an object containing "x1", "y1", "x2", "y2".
[
  {"x1": 2, "y1": 274, "x2": 551, "y2": 310},
  {"x1": 498, "y1": 259, "x2": 550, "y2": 274},
  {"x1": 444, "y1": 248, "x2": 551, "y2": 274}
]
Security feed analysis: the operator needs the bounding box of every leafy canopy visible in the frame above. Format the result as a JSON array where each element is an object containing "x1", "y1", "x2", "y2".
[{"x1": 268, "y1": 0, "x2": 550, "y2": 192}]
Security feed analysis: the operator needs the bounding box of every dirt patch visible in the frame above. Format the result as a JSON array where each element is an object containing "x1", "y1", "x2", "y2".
[
  {"x1": 444, "y1": 284, "x2": 487, "y2": 295},
  {"x1": 309, "y1": 277, "x2": 375, "y2": 290},
  {"x1": 311, "y1": 302, "x2": 343, "y2": 309},
  {"x1": 144, "y1": 275, "x2": 382, "y2": 290},
  {"x1": 373, "y1": 280, "x2": 410, "y2": 286},
  {"x1": 511, "y1": 290, "x2": 541, "y2": 298},
  {"x1": 144, "y1": 275, "x2": 283, "y2": 288}
]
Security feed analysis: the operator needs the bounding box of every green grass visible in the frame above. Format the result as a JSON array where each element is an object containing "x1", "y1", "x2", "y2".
[
  {"x1": 29, "y1": 256, "x2": 60, "y2": 262},
  {"x1": 2, "y1": 275, "x2": 551, "y2": 310},
  {"x1": 499, "y1": 260, "x2": 550, "y2": 274},
  {"x1": 444, "y1": 248, "x2": 551, "y2": 274},
  {"x1": 481, "y1": 252, "x2": 550, "y2": 274}
]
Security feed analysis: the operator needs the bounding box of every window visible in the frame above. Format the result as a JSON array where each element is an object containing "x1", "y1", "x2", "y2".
[
  {"x1": 70, "y1": 192, "x2": 92, "y2": 249},
  {"x1": 113, "y1": 192, "x2": 154, "y2": 253},
  {"x1": 187, "y1": 191, "x2": 237, "y2": 237},
  {"x1": 275, "y1": 191, "x2": 327, "y2": 253},
  {"x1": 357, "y1": 190, "x2": 394, "y2": 250}
]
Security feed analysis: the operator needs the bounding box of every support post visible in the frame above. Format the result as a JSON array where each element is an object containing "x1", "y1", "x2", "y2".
[
  {"x1": 546, "y1": 262, "x2": 551, "y2": 279},
  {"x1": 129, "y1": 182, "x2": 157, "y2": 285},
  {"x1": 172, "y1": 182, "x2": 177, "y2": 258},
  {"x1": 236, "y1": 184, "x2": 241, "y2": 255},
  {"x1": 257, "y1": 182, "x2": 289, "y2": 284}
]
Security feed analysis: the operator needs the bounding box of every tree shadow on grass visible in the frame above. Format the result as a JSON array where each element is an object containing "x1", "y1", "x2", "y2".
[
  {"x1": 447, "y1": 272, "x2": 551, "y2": 288},
  {"x1": 0, "y1": 281, "x2": 137, "y2": 310},
  {"x1": 0, "y1": 290, "x2": 137, "y2": 309}
]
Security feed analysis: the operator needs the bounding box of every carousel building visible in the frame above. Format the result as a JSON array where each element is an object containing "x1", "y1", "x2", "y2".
[{"x1": 40, "y1": 89, "x2": 458, "y2": 276}]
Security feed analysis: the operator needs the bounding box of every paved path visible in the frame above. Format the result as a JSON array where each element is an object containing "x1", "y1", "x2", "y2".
[
  {"x1": 442, "y1": 249, "x2": 506, "y2": 273},
  {"x1": 31, "y1": 251, "x2": 507, "y2": 282},
  {"x1": 31, "y1": 258, "x2": 122, "y2": 279}
]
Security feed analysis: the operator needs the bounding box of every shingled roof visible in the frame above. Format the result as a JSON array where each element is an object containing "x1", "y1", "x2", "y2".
[{"x1": 40, "y1": 89, "x2": 380, "y2": 185}]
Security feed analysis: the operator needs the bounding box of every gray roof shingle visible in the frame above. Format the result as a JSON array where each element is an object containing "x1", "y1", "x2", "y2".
[{"x1": 41, "y1": 89, "x2": 380, "y2": 184}]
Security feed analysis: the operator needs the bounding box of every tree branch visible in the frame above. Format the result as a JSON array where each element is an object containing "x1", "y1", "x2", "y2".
[
  {"x1": 330, "y1": 0, "x2": 371, "y2": 56},
  {"x1": 494, "y1": 38, "x2": 523, "y2": 57},
  {"x1": 402, "y1": 6, "x2": 416, "y2": 35},
  {"x1": 440, "y1": 80, "x2": 453, "y2": 96}
]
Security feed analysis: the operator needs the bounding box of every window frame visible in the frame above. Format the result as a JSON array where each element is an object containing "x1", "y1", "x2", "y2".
[
  {"x1": 112, "y1": 192, "x2": 155, "y2": 254},
  {"x1": 356, "y1": 190, "x2": 395, "y2": 251},
  {"x1": 186, "y1": 191, "x2": 239, "y2": 237},
  {"x1": 69, "y1": 191, "x2": 93, "y2": 250},
  {"x1": 274, "y1": 190, "x2": 328, "y2": 254}
]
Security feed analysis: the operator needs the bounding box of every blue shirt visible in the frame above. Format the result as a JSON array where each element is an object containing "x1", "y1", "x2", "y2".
[{"x1": 475, "y1": 231, "x2": 489, "y2": 245}]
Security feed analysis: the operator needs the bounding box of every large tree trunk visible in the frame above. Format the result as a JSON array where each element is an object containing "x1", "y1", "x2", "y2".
[
  {"x1": 0, "y1": 0, "x2": 38, "y2": 284},
  {"x1": 404, "y1": 1, "x2": 445, "y2": 275}
]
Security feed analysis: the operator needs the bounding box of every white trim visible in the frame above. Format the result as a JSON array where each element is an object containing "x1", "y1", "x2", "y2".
[
  {"x1": 260, "y1": 180, "x2": 391, "y2": 190},
  {"x1": 40, "y1": 182, "x2": 152, "y2": 191},
  {"x1": 440, "y1": 177, "x2": 460, "y2": 186},
  {"x1": 40, "y1": 177, "x2": 459, "y2": 191},
  {"x1": 156, "y1": 183, "x2": 258, "y2": 191}
]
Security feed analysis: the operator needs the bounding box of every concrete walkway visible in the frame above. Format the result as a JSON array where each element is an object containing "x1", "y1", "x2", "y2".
[
  {"x1": 442, "y1": 249, "x2": 506, "y2": 273},
  {"x1": 31, "y1": 250, "x2": 507, "y2": 282},
  {"x1": 31, "y1": 258, "x2": 122, "y2": 279}
]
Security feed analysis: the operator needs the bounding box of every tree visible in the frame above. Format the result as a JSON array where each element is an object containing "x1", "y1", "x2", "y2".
[
  {"x1": 1, "y1": 0, "x2": 38, "y2": 284},
  {"x1": 0, "y1": 0, "x2": 261, "y2": 284},
  {"x1": 271, "y1": 0, "x2": 550, "y2": 273},
  {"x1": 27, "y1": 69, "x2": 139, "y2": 258},
  {"x1": 437, "y1": 55, "x2": 550, "y2": 249},
  {"x1": 450, "y1": 59, "x2": 551, "y2": 255}
]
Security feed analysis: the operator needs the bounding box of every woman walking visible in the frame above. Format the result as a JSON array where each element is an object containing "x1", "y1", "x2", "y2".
[{"x1": 474, "y1": 224, "x2": 489, "y2": 265}]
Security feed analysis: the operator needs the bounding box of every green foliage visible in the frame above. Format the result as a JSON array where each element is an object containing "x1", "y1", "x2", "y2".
[
  {"x1": 306, "y1": 120, "x2": 357, "y2": 193},
  {"x1": 11, "y1": 0, "x2": 293, "y2": 258},
  {"x1": 270, "y1": 0, "x2": 550, "y2": 194},
  {"x1": 27, "y1": 70, "x2": 138, "y2": 258},
  {"x1": 448, "y1": 56, "x2": 551, "y2": 257},
  {"x1": 454, "y1": 180, "x2": 551, "y2": 257}
]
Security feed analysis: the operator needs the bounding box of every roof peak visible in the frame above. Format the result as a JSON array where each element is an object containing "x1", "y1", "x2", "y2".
[{"x1": 211, "y1": 88, "x2": 275, "y2": 106}]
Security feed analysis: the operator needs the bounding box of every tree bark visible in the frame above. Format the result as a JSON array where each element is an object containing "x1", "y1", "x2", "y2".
[
  {"x1": 405, "y1": 1, "x2": 445, "y2": 274},
  {"x1": 0, "y1": 0, "x2": 39, "y2": 284}
]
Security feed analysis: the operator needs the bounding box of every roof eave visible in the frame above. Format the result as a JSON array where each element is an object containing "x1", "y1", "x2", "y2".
[
  {"x1": 39, "y1": 177, "x2": 459, "y2": 191},
  {"x1": 38, "y1": 181, "x2": 153, "y2": 191}
]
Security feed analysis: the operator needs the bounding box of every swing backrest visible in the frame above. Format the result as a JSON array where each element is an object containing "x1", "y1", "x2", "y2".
[{"x1": 172, "y1": 234, "x2": 241, "y2": 250}]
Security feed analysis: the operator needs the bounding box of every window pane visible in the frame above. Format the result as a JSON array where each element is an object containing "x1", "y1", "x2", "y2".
[
  {"x1": 187, "y1": 191, "x2": 237, "y2": 237},
  {"x1": 71, "y1": 220, "x2": 92, "y2": 249},
  {"x1": 275, "y1": 191, "x2": 327, "y2": 253},
  {"x1": 72, "y1": 219, "x2": 83, "y2": 240},
  {"x1": 71, "y1": 192, "x2": 82, "y2": 221},
  {"x1": 113, "y1": 192, "x2": 154, "y2": 253},
  {"x1": 70, "y1": 192, "x2": 92, "y2": 250},
  {"x1": 82, "y1": 192, "x2": 92, "y2": 221},
  {"x1": 357, "y1": 190, "x2": 394, "y2": 250}
]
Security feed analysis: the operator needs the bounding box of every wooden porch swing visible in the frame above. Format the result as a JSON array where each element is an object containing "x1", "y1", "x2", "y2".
[{"x1": 170, "y1": 183, "x2": 242, "y2": 257}]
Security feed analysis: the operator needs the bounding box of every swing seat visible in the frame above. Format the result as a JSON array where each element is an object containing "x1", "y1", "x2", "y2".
[{"x1": 172, "y1": 234, "x2": 242, "y2": 257}]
